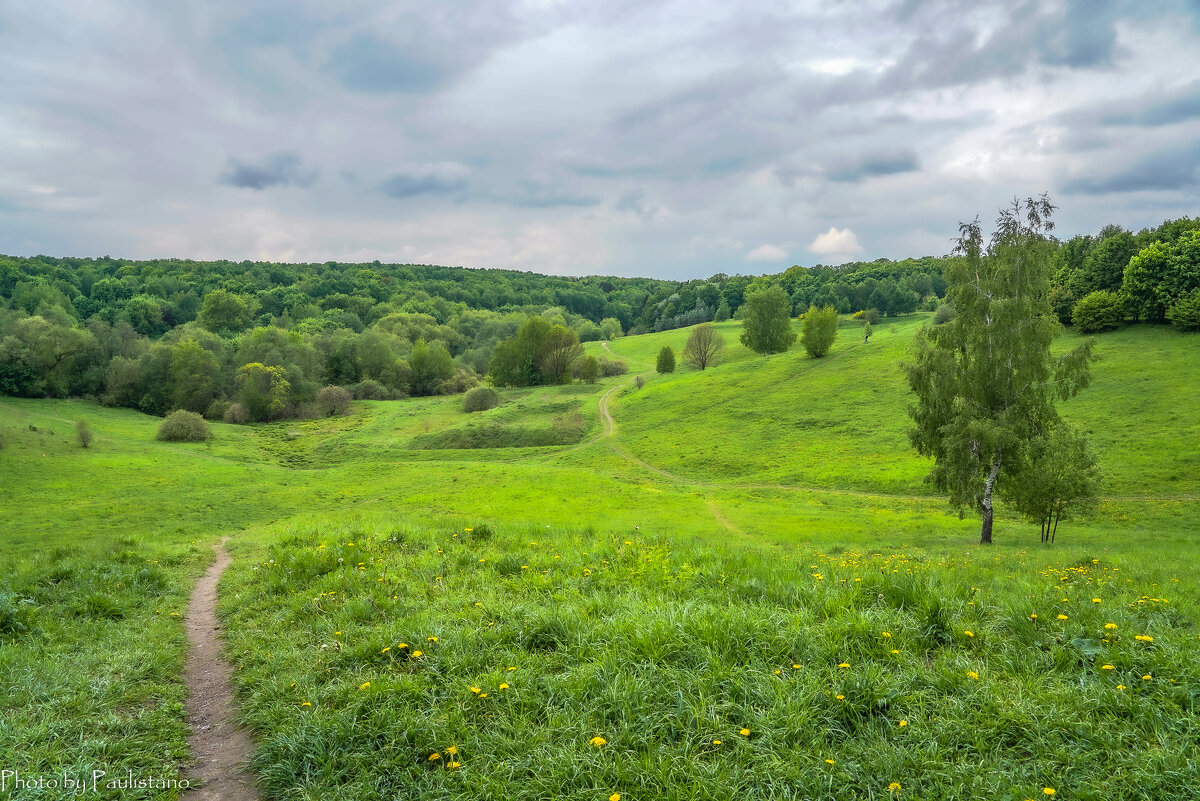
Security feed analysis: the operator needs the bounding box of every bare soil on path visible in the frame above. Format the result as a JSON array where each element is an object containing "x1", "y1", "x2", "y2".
[{"x1": 183, "y1": 539, "x2": 261, "y2": 801}]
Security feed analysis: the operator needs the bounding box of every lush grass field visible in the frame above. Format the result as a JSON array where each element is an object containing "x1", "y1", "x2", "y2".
[{"x1": 2, "y1": 314, "x2": 1199, "y2": 799}]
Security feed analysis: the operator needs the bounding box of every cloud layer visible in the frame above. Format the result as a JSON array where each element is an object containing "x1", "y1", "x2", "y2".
[{"x1": 2, "y1": 1, "x2": 1199, "y2": 278}]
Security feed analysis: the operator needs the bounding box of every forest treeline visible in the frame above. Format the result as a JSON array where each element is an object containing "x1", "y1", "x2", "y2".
[{"x1": 1, "y1": 213, "x2": 1196, "y2": 419}]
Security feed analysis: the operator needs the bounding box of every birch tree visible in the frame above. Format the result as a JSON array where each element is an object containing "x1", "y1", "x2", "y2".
[{"x1": 903, "y1": 195, "x2": 1096, "y2": 544}]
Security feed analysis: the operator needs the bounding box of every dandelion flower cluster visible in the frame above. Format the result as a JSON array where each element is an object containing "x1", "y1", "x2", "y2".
[{"x1": 589, "y1": 736, "x2": 607, "y2": 747}]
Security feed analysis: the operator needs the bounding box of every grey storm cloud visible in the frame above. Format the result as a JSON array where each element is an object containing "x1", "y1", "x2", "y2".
[
  {"x1": 3, "y1": 0, "x2": 1200, "y2": 277},
  {"x1": 219, "y1": 153, "x2": 318, "y2": 190},
  {"x1": 827, "y1": 151, "x2": 921, "y2": 183},
  {"x1": 379, "y1": 163, "x2": 471, "y2": 198},
  {"x1": 1064, "y1": 141, "x2": 1200, "y2": 194}
]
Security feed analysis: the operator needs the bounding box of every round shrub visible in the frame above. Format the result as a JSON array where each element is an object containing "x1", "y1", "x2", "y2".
[
  {"x1": 1072, "y1": 290, "x2": 1126, "y2": 333},
  {"x1": 315, "y1": 385, "x2": 353, "y2": 416},
  {"x1": 223, "y1": 402, "x2": 250, "y2": 424},
  {"x1": 933, "y1": 301, "x2": 954, "y2": 325},
  {"x1": 462, "y1": 386, "x2": 500, "y2": 413},
  {"x1": 157, "y1": 410, "x2": 213, "y2": 442},
  {"x1": 350, "y1": 379, "x2": 389, "y2": 400},
  {"x1": 1167, "y1": 291, "x2": 1200, "y2": 332}
]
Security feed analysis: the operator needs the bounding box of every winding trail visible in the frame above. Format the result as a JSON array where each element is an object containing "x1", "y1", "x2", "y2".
[{"x1": 183, "y1": 539, "x2": 261, "y2": 801}]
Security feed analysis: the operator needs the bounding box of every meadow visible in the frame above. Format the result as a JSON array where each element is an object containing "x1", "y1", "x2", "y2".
[{"x1": 1, "y1": 313, "x2": 1198, "y2": 799}]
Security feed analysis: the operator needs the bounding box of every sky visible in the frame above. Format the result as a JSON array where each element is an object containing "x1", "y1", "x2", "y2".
[{"x1": 2, "y1": 0, "x2": 1199, "y2": 280}]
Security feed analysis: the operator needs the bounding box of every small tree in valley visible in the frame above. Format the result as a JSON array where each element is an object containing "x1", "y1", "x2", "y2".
[
  {"x1": 801, "y1": 305, "x2": 839, "y2": 357},
  {"x1": 656, "y1": 345, "x2": 676, "y2": 373},
  {"x1": 682, "y1": 324, "x2": 724, "y2": 370},
  {"x1": 1007, "y1": 423, "x2": 1102, "y2": 543},
  {"x1": 740, "y1": 285, "x2": 797, "y2": 354}
]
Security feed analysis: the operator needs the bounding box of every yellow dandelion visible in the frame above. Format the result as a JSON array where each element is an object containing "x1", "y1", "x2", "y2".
[
  {"x1": 474, "y1": 602, "x2": 483, "y2": 607},
  {"x1": 836, "y1": 694, "x2": 845, "y2": 700},
  {"x1": 891, "y1": 649, "x2": 900, "y2": 654},
  {"x1": 479, "y1": 693, "x2": 488, "y2": 698},
  {"x1": 792, "y1": 664, "x2": 802, "y2": 669},
  {"x1": 398, "y1": 643, "x2": 408, "y2": 649},
  {"x1": 1093, "y1": 598, "x2": 1102, "y2": 603},
  {"x1": 470, "y1": 686, "x2": 481, "y2": 694},
  {"x1": 610, "y1": 795, "x2": 621, "y2": 801},
  {"x1": 712, "y1": 739, "x2": 722, "y2": 745},
  {"x1": 428, "y1": 753, "x2": 441, "y2": 761},
  {"x1": 964, "y1": 630, "x2": 974, "y2": 637},
  {"x1": 967, "y1": 671, "x2": 979, "y2": 680},
  {"x1": 301, "y1": 702, "x2": 312, "y2": 707},
  {"x1": 335, "y1": 631, "x2": 342, "y2": 635},
  {"x1": 1030, "y1": 614, "x2": 1038, "y2": 620},
  {"x1": 1043, "y1": 789, "x2": 1055, "y2": 796},
  {"x1": 1101, "y1": 664, "x2": 1114, "y2": 670},
  {"x1": 428, "y1": 636, "x2": 438, "y2": 642},
  {"x1": 412, "y1": 650, "x2": 423, "y2": 658},
  {"x1": 446, "y1": 761, "x2": 461, "y2": 769},
  {"x1": 1117, "y1": 684, "x2": 1126, "y2": 690},
  {"x1": 1135, "y1": 635, "x2": 1153, "y2": 642},
  {"x1": 1142, "y1": 674, "x2": 1152, "y2": 681},
  {"x1": 381, "y1": 647, "x2": 391, "y2": 653},
  {"x1": 825, "y1": 759, "x2": 836, "y2": 765},
  {"x1": 499, "y1": 683, "x2": 509, "y2": 690},
  {"x1": 888, "y1": 782, "x2": 902, "y2": 792},
  {"x1": 899, "y1": 720, "x2": 908, "y2": 727},
  {"x1": 1056, "y1": 614, "x2": 1069, "y2": 620},
  {"x1": 838, "y1": 662, "x2": 850, "y2": 668},
  {"x1": 446, "y1": 746, "x2": 458, "y2": 755},
  {"x1": 508, "y1": 666, "x2": 517, "y2": 671},
  {"x1": 882, "y1": 631, "x2": 891, "y2": 638},
  {"x1": 359, "y1": 682, "x2": 370, "y2": 690},
  {"x1": 589, "y1": 736, "x2": 607, "y2": 747},
  {"x1": 740, "y1": 728, "x2": 750, "y2": 736},
  {"x1": 1105, "y1": 623, "x2": 1117, "y2": 630}
]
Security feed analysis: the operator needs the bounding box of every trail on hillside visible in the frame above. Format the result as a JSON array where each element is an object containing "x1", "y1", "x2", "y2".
[{"x1": 183, "y1": 539, "x2": 261, "y2": 801}]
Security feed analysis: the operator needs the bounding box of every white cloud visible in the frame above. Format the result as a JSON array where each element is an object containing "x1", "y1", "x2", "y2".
[
  {"x1": 745, "y1": 243, "x2": 788, "y2": 261},
  {"x1": 809, "y1": 227, "x2": 864, "y2": 262}
]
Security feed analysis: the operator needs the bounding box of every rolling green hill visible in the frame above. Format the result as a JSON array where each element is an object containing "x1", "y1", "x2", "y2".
[{"x1": 2, "y1": 313, "x2": 1198, "y2": 799}]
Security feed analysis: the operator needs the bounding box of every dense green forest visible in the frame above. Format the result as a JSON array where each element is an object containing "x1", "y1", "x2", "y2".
[{"x1": 2, "y1": 214, "x2": 1197, "y2": 420}]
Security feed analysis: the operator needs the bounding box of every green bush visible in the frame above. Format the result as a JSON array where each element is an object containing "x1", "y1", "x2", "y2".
[
  {"x1": 577, "y1": 355, "x2": 600, "y2": 384},
  {"x1": 656, "y1": 345, "x2": 676, "y2": 373},
  {"x1": 462, "y1": 386, "x2": 501, "y2": 413},
  {"x1": 223, "y1": 402, "x2": 250, "y2": 424},
  {"x1": 350, "y1": 379, "x2": 390, "y2": 400},
  {"x1": 315, "y1": 385, "x2": 353, "y2": 416},
  {"x1": 1071, "y1": 290, "x2": 1126, "y2": 333},
  {"x1": 156, "y1": 409, "x2": 213, "y2": 442},
  {"x1": 933, "y1": 301, "x2": 954, "y2": 325},
  {"x1": 1167, "y1": 291, "x2": 1200, "y2": 331},
  {"x1": 204, "y1": 398, "x2": 231, "y2": 420}
]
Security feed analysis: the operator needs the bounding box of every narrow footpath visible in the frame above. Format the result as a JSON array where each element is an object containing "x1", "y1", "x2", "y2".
[{"x1": 183, "y1": 539, "x2": 261, "y2": 801}]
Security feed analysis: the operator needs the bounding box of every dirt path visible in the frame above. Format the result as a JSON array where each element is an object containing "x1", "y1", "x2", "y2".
[{"x1": 183, "y1": 539, "x2": 261, "y2": 801}]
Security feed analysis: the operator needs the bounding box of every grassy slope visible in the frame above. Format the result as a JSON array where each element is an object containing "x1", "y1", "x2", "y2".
[{"x1": 2, "y1": 315, "x2": 1199, "y2": 799}]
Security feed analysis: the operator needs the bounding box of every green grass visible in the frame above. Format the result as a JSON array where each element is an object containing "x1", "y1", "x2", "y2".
[{"x1": 2, "y1": 314, "x2": 1199, "y2": 799}]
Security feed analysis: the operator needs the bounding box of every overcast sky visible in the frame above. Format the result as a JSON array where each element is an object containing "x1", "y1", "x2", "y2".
[{"x1": 2, "y1": 0, "x2": 1199, "y2": 280}]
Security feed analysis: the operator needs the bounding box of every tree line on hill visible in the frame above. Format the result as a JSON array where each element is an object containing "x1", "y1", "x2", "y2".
[{"x1": 2, "y1": 212, "x2": 1196, "y2": 417}]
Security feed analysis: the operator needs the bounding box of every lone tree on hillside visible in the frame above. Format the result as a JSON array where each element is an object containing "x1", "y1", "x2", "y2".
[
  {"x1": 682, "y1": 324, "x2": 725, "y2": 370},
  {"x1": 740, "y1": 284, "x2": 797, "y2": 354},
  {"x1": 75, "y1": 419, "x2": 93, "y2": 448},
  {"x1": 801, "y1": 305, "x2": 839, "y2": 357},
  {"x1": 656, "y1": 345, "x2": 676, "y2": 373},
  {"x1": 904, "y1": 195, "x2": 1097, "y2": 544},
  {"x1": 1007, "y1": 423, "x2": 1102, "y2": 543}
]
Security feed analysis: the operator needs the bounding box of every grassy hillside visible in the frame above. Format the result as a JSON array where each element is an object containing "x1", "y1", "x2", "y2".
[{"x1": 2, "y1": 313, "x2": 1199, "y2": 799}]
